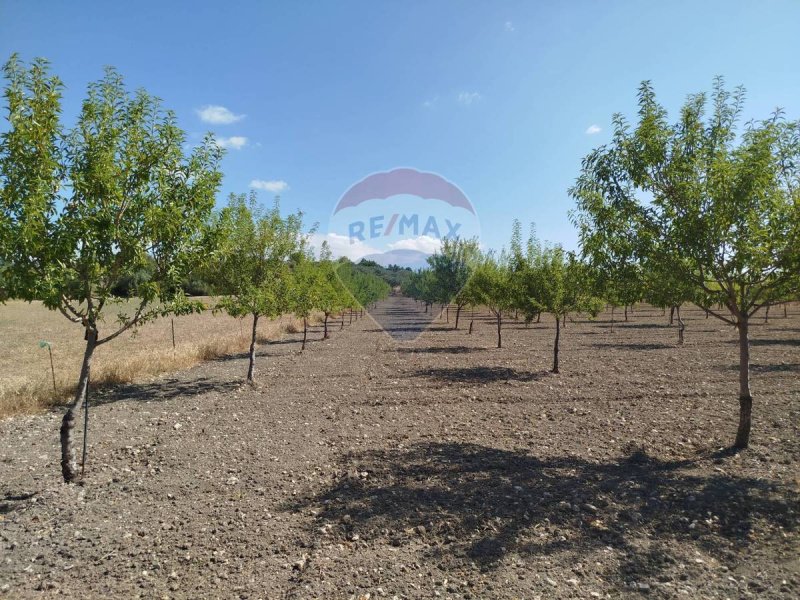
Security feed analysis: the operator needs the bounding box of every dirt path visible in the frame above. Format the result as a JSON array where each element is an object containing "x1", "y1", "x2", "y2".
[{"x1": 1, "y1": 298, "x2": 798, "y2": 599}]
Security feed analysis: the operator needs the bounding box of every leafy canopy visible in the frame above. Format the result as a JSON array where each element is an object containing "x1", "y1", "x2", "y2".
[{"x1": 0, "y1": 54, "x2": 222, "y2": 340}]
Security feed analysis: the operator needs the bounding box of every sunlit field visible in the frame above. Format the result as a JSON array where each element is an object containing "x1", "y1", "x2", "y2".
[{"x1": 0, "y1": 299, "x2": 310, "y2": 418}]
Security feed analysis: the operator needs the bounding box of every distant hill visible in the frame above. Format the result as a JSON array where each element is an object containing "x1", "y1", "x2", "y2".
[{"x1": 361, "y1": 249, "x2": 431, "y2": 270}]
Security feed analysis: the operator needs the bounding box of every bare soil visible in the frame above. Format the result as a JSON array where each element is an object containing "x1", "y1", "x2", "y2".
[{"x1": 1, "y1": 297, "x2": 798, "y2": 599}]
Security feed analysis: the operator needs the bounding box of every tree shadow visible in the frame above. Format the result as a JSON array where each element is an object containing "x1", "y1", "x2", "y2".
[
  {"x1": 0, "y1": 491, "x2": 36, "y2": 515},
  {"x1": 748, "y1": 338, "x2": 800, "y2": 347},
  {"x1": 592, "y1": 342, "x2": 674, "y2": 351},
  {"x1": 92, "y1": 376, "x2": 242, "y2": 406},
  {"x1": 410, "y1": 366, "x2": 550, "y2": 383},
  {"x1": 393, "y1": 346, "x2": 486, "y2": 355},
  {"x1": 721, "y1": 362, "x2": 800, "y2": 374},
  {"x1": 288, "y1": 442, "x2": 796, "y2": 583}
]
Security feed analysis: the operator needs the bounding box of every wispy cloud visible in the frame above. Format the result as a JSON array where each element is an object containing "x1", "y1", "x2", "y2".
[
  {"x1": 505, "y1": 21, "x2": 515, "y2": 32},
  {"x1": 422, "y1": 95, "x2": 439, "y2": 109},
  {"x1": 585, "y1": 124, "x2": 602, "y2": 135},
  {"x1": 196, "y1": 105, "x2": 245, "y2": 125},
  {"x1": 388, "y1": 235, "x2": 442, "y2": 254},
  {"x1": 309, "y1": 232, "x2": 380, "y2": 261},
  {"x1": 250, "y1": 179, "x2": 289, "y2": 193},
  {"x1": 457, "y1": 91, "x2": 482, "y2": 106},
  {"x1": 215, "y1": 136, "x2": 248, "y2": 150}
]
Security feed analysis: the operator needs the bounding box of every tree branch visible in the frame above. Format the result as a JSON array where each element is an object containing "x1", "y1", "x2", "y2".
[{"x1": 96, "y1": 301, "x2": 147, "y2": 345}]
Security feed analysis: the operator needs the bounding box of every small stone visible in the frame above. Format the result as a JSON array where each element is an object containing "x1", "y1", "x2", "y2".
[{"x1": 292, "y1": 554, "x2": 309, "y2": 571}]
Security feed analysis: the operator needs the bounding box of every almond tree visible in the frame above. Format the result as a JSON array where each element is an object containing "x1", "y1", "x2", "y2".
[
  {"x1": 290, "y1": 256, "x2": 322, "y2": 351},
  {"x1": 469, "y1": 252, "x2": 514, "y2": 348},
  {"x1": 572, "y1": 79, "x2": 800, "y2": 448},
  {"x1": 316, "y1": 242, "x2": 348, "y2": 339},
  {"x1": 533, "y1": 247, "x2": 603, "y2": 373},
  {"x1": 213, "y1": 192, "x2": 305, "y2": 382},
  {"x1": 426, "y1": 237, "x2": 481, "y2": 329},
  {"x1": 0, "y1": 56, "x2": 222, "y2": 482},
  {"x1": 508, "y1": 220, "x2": 543, "y2": 324}
]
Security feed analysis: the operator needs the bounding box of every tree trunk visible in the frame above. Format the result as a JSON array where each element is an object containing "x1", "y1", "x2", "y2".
[
  {"x1": 468, "y1": 319, "x2": 474, "y2": 335},
  {"x1": 624, "y1": 305, "x2": 628, "y2": 321},
  {"x1": 536, "y1": 312, "x2": 541, "y2": 324},
  {"x1": 734, "y1": 316, "x2": 752, "y2": 449},
  {"x1": 562, "y1": 313, "x2": 567, "y2": 329},
  {"x1": 323, "y1": 314, "x2": 329, "y2": 339},
  {"x1": 246, "y1": 313, "x2": 259, "y2": 382},
  {"x1": 784, "y1": 303, "x2": 788, "y2": 318},
  {"x1": 455, "y1": 304, "x2": 461, "y2": 330},
  {"x1": 764, "y1": 304, "x2": 770, "y2": 323},
  {"x1": 610, "y1": 306, "x2": 615, "y2": 333},
  {"x1": 61, "y1": 329, "x2": 97, "y2": 483},
  {"x1": 446, "y1": 305, "x2": 449, "y2": 323},
  {"x1": 496, "y1": 312, "x2": 502, "y2": 348},
  {"x1": 302, "y1": 317, "x2": 308, "y2": 351},
  {"x1": 552, "y1": 314, "x2": 560, "y2": 373},
  {"x1": 349, "y1": 309, "x2": 353, "y2": 324},
  {"x1": 340, "y1": 312, "x2": 344, "y2": 330}
]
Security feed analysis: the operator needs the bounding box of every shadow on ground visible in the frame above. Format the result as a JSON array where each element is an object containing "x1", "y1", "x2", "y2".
[
  {"x1": 393, "y1": 346, "x2": 486, "y2": 355},
  {"x1": 93, "y1": 376, "x2": 241, "y2": 406},
  {"x1": 289, "y1": 442, "x2": 797, "y2": 582},
  {"x1": 592, "y1": 342, "x2": 674, "y2": 351},
  {"x1": 410, "y1": 366, "x2": 550, "y2": 383},
  {"x1": 0, "y1": 491, "x2": 36, "y2": 515}
]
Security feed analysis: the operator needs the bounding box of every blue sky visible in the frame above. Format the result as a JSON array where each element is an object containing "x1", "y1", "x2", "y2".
[{"x1": 2, "y1": 0, "x2": 799, "y2": 257}]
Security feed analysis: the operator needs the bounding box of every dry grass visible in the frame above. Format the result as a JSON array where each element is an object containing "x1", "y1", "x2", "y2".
[{"x1": 0, "y1": 299, "x2": 307, "y2": 419}]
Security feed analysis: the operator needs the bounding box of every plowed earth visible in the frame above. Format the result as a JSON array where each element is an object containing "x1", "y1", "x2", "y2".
[{"x1": 1, "y1": 297, "x2": 798, "y2": 599}]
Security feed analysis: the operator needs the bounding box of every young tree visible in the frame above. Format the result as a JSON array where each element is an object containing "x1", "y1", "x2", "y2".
[
  {"x1": 571, "y1": 79, "x2": 800, "y2": 448},
  {"x1": 316, "y1": 242, "x2": 347, "y2": 339},
  {"x1": 289, "y1": 255, "x2": 322, "y2": 351},
  {"x1": 426, "y1": 237, "x2": 481, "y2": 329},
  {"x1": 469, "y1": 252, "x2": 515, "y2": 348},
  {"x1": 0, "y1": 56, "x2": 222, "y2": 482},
  {"x1": 213, "y1": 192, "x2": 305, "y2": 382},
  {"x1": 534, "y1": 247, "x2": 603, "y2": 373},
  {"x1": 508, "y1": 220, "x2": 544, "y2": 324}
]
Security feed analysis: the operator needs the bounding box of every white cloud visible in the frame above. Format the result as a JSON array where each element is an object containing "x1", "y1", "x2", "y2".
[
  {"x1": 457, "y1": 91, "x2": 482, "y2": 106},
  {"x1": 505, "y1": 21, "x2": 515, "y2": 32},
  {"x1": 585, "y1": 124, "x2": 602, "y2": 135},
  {"x1": 309, "y1": 232, "x2": 381, "y2": 261},
  {"x1": 250, "y1": 179, "x2": 289, "y2": 193},
  {"x1": 388, "y1": 235, "x2": 442, "y2": 254},
  {"x1": 423, "y1": 96, "x2": 439, "y2": 109},
  {"x1": 215, "y1": 136, "x2": 248, "y2": 150},
  {"x1": 196, "y1": 105, "x2": 245, "y2": 125}
]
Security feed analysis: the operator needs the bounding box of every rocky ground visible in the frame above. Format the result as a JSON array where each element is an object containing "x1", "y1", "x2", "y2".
[{"x1": 1, "y1": 297, "x2": 798, "y2": 599}]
